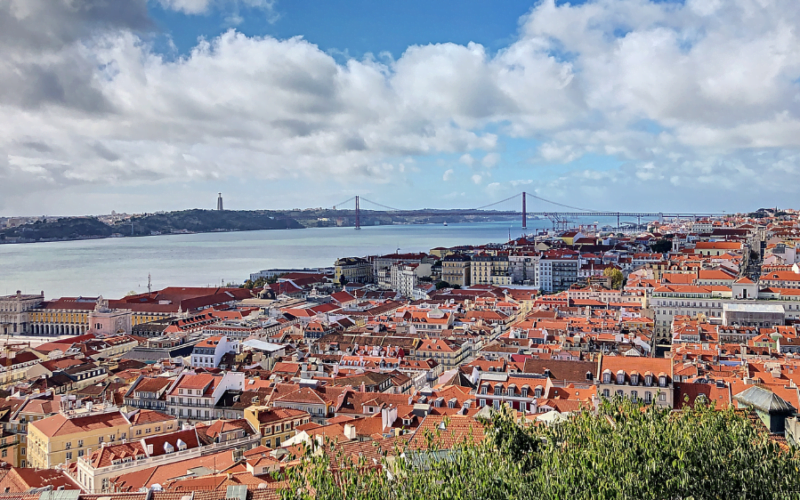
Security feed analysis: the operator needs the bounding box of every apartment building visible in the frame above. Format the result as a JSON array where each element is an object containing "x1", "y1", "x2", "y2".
[
  {"x1": 538, "y1": 253, "x2": 580, "y2": 293},
  {"x1": 165, "y1": 371, "x2": 245, "y2": 422},
  {"x1": 441, "y1": 254, "x2": 471, "y2": 287},
  {"x1": 28, "y1": 407, "x2": 131, "y2": 469},
  {"x1": 597, "y1": 356, "x2": 674, "y2": 408},
  {"x1": 0, "y1": 291, "x2": 44, "y2": 336},
  {"x1": 243, "y1": 406, "x2": 309, "y2": 448},
  {"x1": 334, "y1": 257, "x2": 372, "y2": 285},
  {"x1": 123, "y1": 376, "x2": 172, "y2": 411},
  {"x1": 190, "y1": 335, "x2": 239, "y2": 369},
  {"x1": 411, "y1": 338, "x2": 468, "y2": 369},
  {"x1": 471, "y1": 255, "x2": 511, "y2": 286}
]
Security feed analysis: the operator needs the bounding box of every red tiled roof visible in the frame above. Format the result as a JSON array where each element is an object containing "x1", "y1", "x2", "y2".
[{"x1": 30, "y1": 410, "x2": 129, "y2": 438}]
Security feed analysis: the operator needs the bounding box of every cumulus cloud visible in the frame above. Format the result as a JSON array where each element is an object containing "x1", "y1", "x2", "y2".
[
  {"x1": 3, "y1": 0, "x2": 800, "y2": 214},
  {"x1": 442, "y1": 169, "x2": 454, "y2": 181}
]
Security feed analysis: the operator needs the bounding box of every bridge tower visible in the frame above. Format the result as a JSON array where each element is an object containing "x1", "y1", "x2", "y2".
[
  {"x1": 354, "y1": 196, "x2": 361, "y2": 230},
  {"x1": 522, "y1": 192, "x2": 527, "y2": 230}
]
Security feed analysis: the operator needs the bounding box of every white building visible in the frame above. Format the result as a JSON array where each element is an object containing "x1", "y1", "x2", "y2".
[
  {"x1": 165, "y1": 371, "x2": 245, "y2": 422},
  {"x1": 190, "y1": 335, "x2": 240, "y2": 369},
  {"x1": 0, "y1": 291, "x2": 45, "y2": 335}
]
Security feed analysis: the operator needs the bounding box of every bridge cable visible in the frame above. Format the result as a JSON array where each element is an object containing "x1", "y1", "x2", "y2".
[
  {"x1": 328, "y1": 196, "x2": 357, "y2": 210},
  {"x1": 468, "y1": 193, "x2": 521, "y2": 211},
  {"x1": 525, "y1": 192, "x2": 600, "y2": 213},
  {"x1": 359, "y1": 197, "x2": 403, "y2": 212}
]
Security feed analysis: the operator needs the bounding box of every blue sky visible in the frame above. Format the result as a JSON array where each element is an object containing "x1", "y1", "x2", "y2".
[
  {"x1": 149, "y1": 1, "x2": 538, "y2": 59},
  {"x1": 1, "y1": 0, "x2": 798, "y2": 216}
]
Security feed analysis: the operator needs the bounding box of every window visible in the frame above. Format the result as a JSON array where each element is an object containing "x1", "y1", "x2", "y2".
[
  {"x1": 136, "y1": 429, "x2": 142, "y2": 436},
  {"x1": 66, "y1": 451, "x2": 73, "y2": 460},
  {"x1": 659, "y1": 376, "x2": 667, "y2": 387},
  {"x1": 98, "y1": 436, "x2": 103, "y2": 443},
  {"x1": 659, "y1": 393, "x2": 666, "y2": 402},
  {"x1": 480, "y1": 399, "x2": 486, "y2": 407},
  {"x1": 78, "y1": 449, "x2": 84, "y2": 457},
  {"x1": 645, "y1": 392, "x2": 652, "y2": 403},
  {"x1": 145, "y1": 428, "x2": 151, "y2": 434},
  {"x1": 603, "y1": 372, "x2": 611, "y2": 384},
  {"x1": 155, "y1": 426, "x2": 160, "y2": 432},
  {"x1": 78, "y1": 439, "x2": 83, "y2": 447},
  {"x1": 65, "y1": 442, "x2": 72, "y2": 449},
  {"x1": 631, "y1": 391, "x2": 638, "y2": 402}
]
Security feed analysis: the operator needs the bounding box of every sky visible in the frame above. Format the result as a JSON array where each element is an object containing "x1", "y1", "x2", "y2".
[{"x1": 2, "y1": 0, "x2": 800, "y2": 216}]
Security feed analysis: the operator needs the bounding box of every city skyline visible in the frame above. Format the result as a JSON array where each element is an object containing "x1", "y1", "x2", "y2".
[{"x1": 3, "y1": 0, "x2": 800, "y2": 216}]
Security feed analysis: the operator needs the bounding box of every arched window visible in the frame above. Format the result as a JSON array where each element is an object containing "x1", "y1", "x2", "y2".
[
  {"x1": 603, "y1": 371, "x2": 611, "y2": 384},
  {"x1": 659, "y1": 375, "x2": 667, "y2": 387},
  {"x1": 616, "y1": 371, "x2": 625, "y2": 385},
  {"x1": 534, "y1": 386, "x2": 543, "y2": 398}
]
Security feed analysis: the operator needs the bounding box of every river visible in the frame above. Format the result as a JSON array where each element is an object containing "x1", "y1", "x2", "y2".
[{"x1": 1, "y1": 219, "x2": 577, "y2": 299}]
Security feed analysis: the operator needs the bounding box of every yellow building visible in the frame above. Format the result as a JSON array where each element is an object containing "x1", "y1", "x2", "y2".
[
  {"x1": 441, "y1": 254, "x2": 471, "y2": 287},
  {"x1": 243, "y1": 406, "x2": 309, "y2": 448},
  {"x1": 28, "y1": 407, "x2": 174, "y2": 469},
  {"x1": 334, "y1": 257, "x2": 372, "y2": 285}
]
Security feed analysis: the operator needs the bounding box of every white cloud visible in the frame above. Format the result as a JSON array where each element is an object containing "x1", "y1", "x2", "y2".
[
  {"x1": 4, "y1": 0, "x2": 800, "y2": 213},
  {"x1": 482, "y1": 152, "x2": 500, "y2": 168},
  {"x1": 158, "y1": 0, "x2": 212, "y2": 14},
  {"x1": 442, "y1": 169, "x2": 454, "y2": 181},
  {"x1": 459, "y1": 154, "x2": 476, "y2": 167}
]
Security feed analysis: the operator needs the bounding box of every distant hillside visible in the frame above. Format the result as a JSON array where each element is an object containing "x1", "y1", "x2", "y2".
[
  {"x1": 0, "y1": 217, "x2": 112, "y2": 242},
  {"x1": 115, "y1": 209, "x2": 304, "y2": 236}
]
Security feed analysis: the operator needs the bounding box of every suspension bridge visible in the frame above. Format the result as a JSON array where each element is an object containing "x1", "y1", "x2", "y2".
[{"x1": 327, "y1": 192, "x2": 726, "y2": 231}]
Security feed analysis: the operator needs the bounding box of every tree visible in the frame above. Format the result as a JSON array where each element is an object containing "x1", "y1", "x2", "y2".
[
  {"x1": 278, "y1": 398, "x2": 800, "y2": 500},
  {"x1": 650, "y1": 239, "x2": 672, "y2": 253},
  {"x1": 435, "y1": 281, "x2": 451, "y2": 290},
  {"x1": 603, "y1": 267, "x2": 624, "y2": 289}
]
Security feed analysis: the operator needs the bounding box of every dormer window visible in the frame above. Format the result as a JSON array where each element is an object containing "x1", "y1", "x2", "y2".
[
  {"x1": 602, "y1": 371, "x2": 611, "y2": 384},
  {"x1": 534, "y1": 386, "x2": 543, "y2": 398},
  {"x1": 659, "y1": 376, "x2": 667, "y2": 387},
  {"x1": 616, "y1": 371, "x2": 625, "y2": 385},
  {"x1": 630, "y1": 374, "x2": 639, "y2": 386},
  {"x1": 645, "y1": 375, "x2": 653, "y2": 386}
]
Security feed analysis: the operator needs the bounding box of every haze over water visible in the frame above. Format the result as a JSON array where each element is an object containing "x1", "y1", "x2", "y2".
[{"x1": 1, "y1": 220, "x2": 575, "y2": 299}]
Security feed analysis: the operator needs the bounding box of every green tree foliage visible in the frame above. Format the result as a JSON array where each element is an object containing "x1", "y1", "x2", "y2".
[
  {"x1": 278, "y1": 398, "x2": 800, "y2": 500},
  {"x1": 241, "y1": 275, "x2": 280, "y2": 289},
  {"x1": 435, "y1": 281, "x2": 451, "y2": 290},
  {"x1": 0, "y1": 217, "x2": 112, "y2": 241},
  {"x1": 114, "y1": 209, "x2": 304, "y2": 236},
  {"x1": 603, "y1": 267, "x2": 625, "y2": 289},
  {"x1": 650, "y1": 239, "x2": 673, "y2": 253}
]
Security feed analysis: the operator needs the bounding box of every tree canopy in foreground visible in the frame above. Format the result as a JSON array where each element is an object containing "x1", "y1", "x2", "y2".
[{"x1": 279, "y1": 398, "x2": 800, "y2": 500}]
